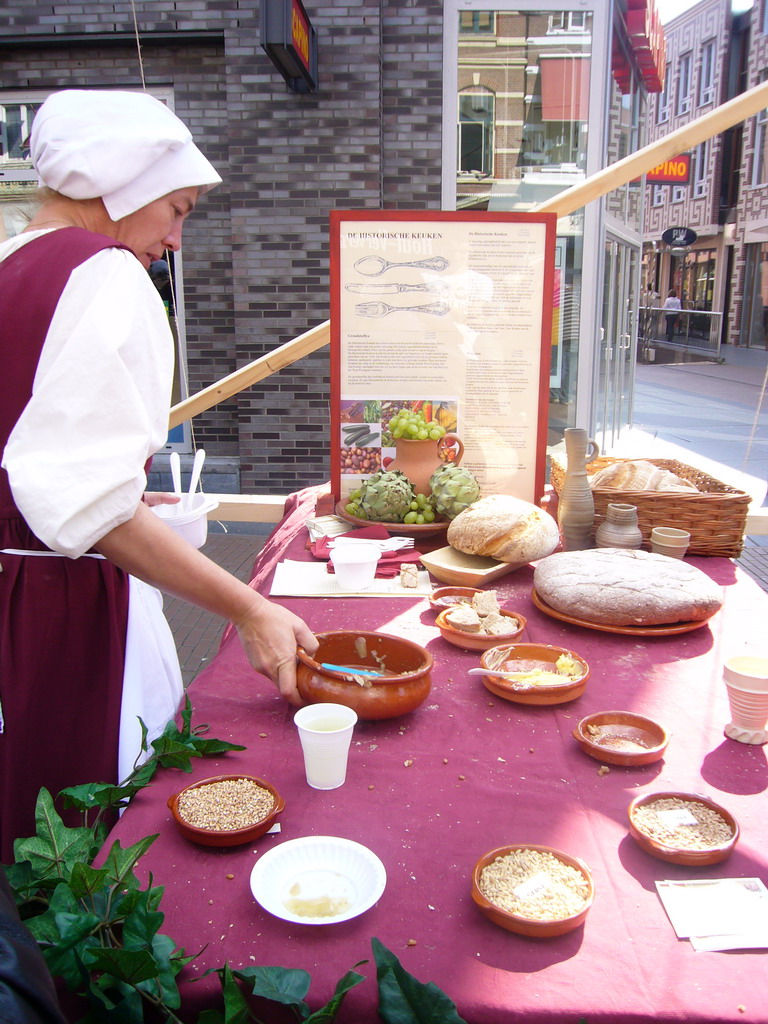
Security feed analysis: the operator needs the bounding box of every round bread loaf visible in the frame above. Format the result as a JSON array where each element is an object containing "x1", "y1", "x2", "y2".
[
  {"x1": 447, "y1": 494, "x2": 560, "y2": 564},
  {"x1": 589, "y1": 460, "x2": 698, "y2": 492},
  {"x1": 533, "y1": 548, "x2": 723, "y2": 626}
]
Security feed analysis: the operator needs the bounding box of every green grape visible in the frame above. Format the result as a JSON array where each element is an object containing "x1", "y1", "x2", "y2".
[
  {"x1": 403, "y1": 511, "x2": 418, "y2": 524},
  {"x1": 422, "y1": 508, "x2": 435, "y2": 522},
  {"x1": 407, "y1": 422, "x2": 419, "y2": 436},
  {"x1": 393, "y1": 427, "x2": 404, "y2": 438},
  {"x1": 415, "y1": 513, "x2": 425, "y2": 524},
  {"x1": 409, "y1": 500, "x2": 418, "y2": 510},
  {"x1": 417, "y1": 429, "x2": 428, "y2": 440},
  {"x1": 428, "y1": 428, "x2": 442, "y2": 440}
]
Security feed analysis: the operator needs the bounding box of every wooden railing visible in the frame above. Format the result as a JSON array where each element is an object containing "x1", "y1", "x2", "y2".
[{"x1": 168, "y1": 81, "x2": 768, "y2": 537}]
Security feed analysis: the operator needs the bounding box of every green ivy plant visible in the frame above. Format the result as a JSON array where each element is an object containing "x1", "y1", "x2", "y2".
[{"x1": 4, "y1": 697, "x2": 467, "y2": 1023}]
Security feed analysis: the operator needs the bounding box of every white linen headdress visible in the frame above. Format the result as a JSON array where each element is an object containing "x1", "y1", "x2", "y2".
[{"x1": 29, "y1": 89, "x2": 222, "y2": 220}]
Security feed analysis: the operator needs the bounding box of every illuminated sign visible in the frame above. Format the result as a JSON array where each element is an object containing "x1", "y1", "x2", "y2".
[
  {"x1": 647, "y1": 154, "x2": 691, "y2": 183},
  {"x1": 261, "y1": 0, "x2": 318, "y2": 93}
]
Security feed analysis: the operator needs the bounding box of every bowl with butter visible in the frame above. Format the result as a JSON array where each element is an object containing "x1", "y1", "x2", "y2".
[{"x1": 478, "y1": 642, "x2": 589, "y2": 705}]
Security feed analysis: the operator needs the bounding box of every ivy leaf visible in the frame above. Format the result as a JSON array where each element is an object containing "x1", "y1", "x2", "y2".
[
  {"x1": 304, "y1": 964, "x2": 368, "y2": 1023},
  {"x1": 67, "y1": 861, "x2": 110, "y2": 900},
  {"x1": 135, "y1": 933, "x2": 184, "y2": 1009},
  {"x1": 219, "y1": 963, "x2": 255, "y2": 1024},
  {"x1": 372, "y1": 938, "x2": 468, "y2": 1024},
  {"x1": 12, "y1": 789, "x2": 95, "y2": 884},
  {"x1": 100, "y1": 834, "x2": 158, "y2": 889},
  {"x1": 149, "y1": 734, "x2": 205, "y2": 770},
  {"x1": 190, "y1": 736, "x2": 247, "y2": 756},
  {"x1": 84, "y1": 946, "x2": 160, "y2": 985},
  {"x1": 59, "y1": 780, "x2": 142, "y2": 813},
  {"x1": 233, "y1": 963, "x2": 312, "y2": 1012},
  {"x1": 120, "y1": 888, "x2": 165, "y2": 949}
]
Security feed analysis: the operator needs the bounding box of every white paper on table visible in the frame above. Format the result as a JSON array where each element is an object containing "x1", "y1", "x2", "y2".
[
  {"x1": 270, "y1": 559, "x2": 432, "y2": 597},
  {"x1": 655, "y1": 878, "x2": 768, "y2": 945}
]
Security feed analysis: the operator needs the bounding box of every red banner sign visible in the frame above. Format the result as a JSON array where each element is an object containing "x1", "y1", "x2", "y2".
[{"x1": 647, "y1": 154, "x2": 691, "y2": 183}]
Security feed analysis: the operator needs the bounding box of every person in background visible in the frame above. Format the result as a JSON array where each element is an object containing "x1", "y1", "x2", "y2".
[
  {"x1": 0, "y1": 90, "x2": 317, "y2": 861},
  {"x1": 663, "y1": 288, "x2": 682, "y2": 344}
]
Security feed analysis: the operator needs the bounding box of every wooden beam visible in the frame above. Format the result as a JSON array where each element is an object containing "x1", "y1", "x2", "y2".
[
  {"x1": 169, "y1": 319, "x2": 331, "y2": 428},
  {"x1": 535, "y1": 78, "x2": 768, "y2": 218},
  {"x1": 205, "y1": 493, "x2": 287, "y2": 523}
]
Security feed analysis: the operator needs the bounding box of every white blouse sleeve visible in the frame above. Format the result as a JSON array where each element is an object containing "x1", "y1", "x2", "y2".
[{"x1": 2, "y1": 246, "x2": 175, "y2": 557}]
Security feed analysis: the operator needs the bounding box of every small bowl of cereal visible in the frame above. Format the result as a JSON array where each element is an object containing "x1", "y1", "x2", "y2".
[
  {"x1": 627, "y1": 791, "x2": 739, "y2": 865},
  {"x1": 573, "y1": 710, "x2": 669, "y2": 766},
  {"x1": 471, "y1": 843, "x2": 594, "y2": 937},
  {"x1": 168, "y1": 774, "x2": 285, "y2": 847}
]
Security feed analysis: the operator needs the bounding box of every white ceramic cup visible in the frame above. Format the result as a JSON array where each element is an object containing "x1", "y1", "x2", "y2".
[
  {"x1": 294, "y1": 702, "x2": 358, "y2": 789},
  {"x1": 650, "y1": 526, "x2": 690, "y2": 559},
  {"x1": 329, "y1": 542, "x2": 380, "y2": 590},
  {"x1": 723, "y1": 655, "x2": 768, "y2": 745}
]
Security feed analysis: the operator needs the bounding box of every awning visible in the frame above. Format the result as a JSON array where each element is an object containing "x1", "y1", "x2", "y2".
[{"x1": 539, "y1": 54, "x2": 590, "y2": 121}]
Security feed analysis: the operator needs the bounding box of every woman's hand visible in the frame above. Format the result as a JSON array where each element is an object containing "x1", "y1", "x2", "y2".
[
  {"x1": 233, "y1": 597, "x2": 318, "y2": 705},
  {"x1": 143, "y1": 491, "x2": 181, "y2": 507}
]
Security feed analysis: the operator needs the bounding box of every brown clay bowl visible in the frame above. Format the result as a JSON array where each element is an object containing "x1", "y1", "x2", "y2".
[
  {"x1": 435, "y1": 608, "x2": 526, "y2": 651},
  {"x1": 573, "y1": 711, "x2": 669, "y2": 766},
  {"x1": 479, "y1": 643, "x2": 589, "y2": 705},
  {"x1": 296, "y1": 630, "x2": 433, "y2": 719},
  {"x1": 429, "y1": 586, "x2": 483, "y2": 611},
  {"x1": 627, "y1": 791, "x2": 739, "y2": 865},
  {"x1": 471, "y1": 843, "x2": 594, "y2": 938},
  {"x1": 167, "y1": 774, "x2": 284, "y2": 847}
]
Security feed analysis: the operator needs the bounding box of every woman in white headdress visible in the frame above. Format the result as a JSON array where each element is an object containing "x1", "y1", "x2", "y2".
[{"x1": 0, "y1": 90, "x2": 317, "y2": 859}]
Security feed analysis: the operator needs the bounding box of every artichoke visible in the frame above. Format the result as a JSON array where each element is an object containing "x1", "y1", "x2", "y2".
[
  {"x1": 359, "y1": 469, "x2": 415, "y2": 522},
  {"x1": 428, "y1": 463, "x2": 481, "y2": 519}
]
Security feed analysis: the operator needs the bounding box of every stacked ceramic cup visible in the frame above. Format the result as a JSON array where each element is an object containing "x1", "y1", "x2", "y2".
[
  {"x1": 649, "y1": 526, "x2": 690, "y2": 559},
  {"x1": 723, "y1": 655, "x2": 768, "y2": 745}
]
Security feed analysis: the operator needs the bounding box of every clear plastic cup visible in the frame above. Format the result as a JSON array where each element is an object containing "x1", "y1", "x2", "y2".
[
  {"x1": 329, "y1": 543, "x2": 380, "y2": 590},
  {"x1": 294, "y1": 703, "x2": 358, "y2": 789}
]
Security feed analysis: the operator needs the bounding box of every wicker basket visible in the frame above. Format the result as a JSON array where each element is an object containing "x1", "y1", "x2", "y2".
[{"x1": 549, "y1": 455, "x2": 751, "y2": 558}]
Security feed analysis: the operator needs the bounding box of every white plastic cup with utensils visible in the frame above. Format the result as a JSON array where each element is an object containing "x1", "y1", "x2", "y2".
[
  {"x1": 329, "y1": 542, "x2": 381, "y2": 590},
  {"x1": 723, "y1": 655, "x2": 768, "y2": 745},
  {"x1": 650, "y1": 526, "x2": 690, "y2": 558},
  {"x1": 294, "y1": 703, "x2": 358, "y2": 789}
]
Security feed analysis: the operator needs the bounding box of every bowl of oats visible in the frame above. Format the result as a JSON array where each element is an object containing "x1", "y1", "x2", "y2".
[
  {"x1": 168, "y1": 774, "x2": 284, "y2": 847},
  {"x1": 471, "y1": 843, "x2": 594, "y2": 937},
  {"x1": 573, "y1": 711, "x2": 669, "y2": 766},
  {"x1": 627, "y1": 791, "x2": 739, "y2": 865}
]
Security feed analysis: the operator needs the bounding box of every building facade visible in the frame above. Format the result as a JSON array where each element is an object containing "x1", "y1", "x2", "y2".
[{"x1": 1, "y1": 0, "x2": 661, "y2": 495}]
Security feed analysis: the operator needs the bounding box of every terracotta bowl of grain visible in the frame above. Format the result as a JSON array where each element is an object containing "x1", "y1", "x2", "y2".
[
  {"x1": 627, "y1": 791, "x2": 739, "y2": 865},
  {"x1": 573, "y1": 710, "x2": 669, "y2": 766},
  {"x1": 471, "y1": 843, "x2": 594, "y2": 937},
  {"x1": 167, "y1": 774, "x2": 285, "y2": 847}
]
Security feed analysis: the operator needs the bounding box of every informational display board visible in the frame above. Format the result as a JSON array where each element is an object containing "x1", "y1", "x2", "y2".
[{"x1": 329, "y1": 211, "x2": 556, "y2": 507}]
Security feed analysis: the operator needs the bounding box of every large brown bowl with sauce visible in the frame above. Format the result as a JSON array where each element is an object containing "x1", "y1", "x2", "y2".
[{"x1": 296, "y1": 630, "x2": 433, "y2": 719}]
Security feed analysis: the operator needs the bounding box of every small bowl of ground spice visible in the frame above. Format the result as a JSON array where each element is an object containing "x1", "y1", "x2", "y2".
[
  {"x1": 627, "y1": 791, "x2": 739, "y2": 865},
  {"x1": 168, "y1": 774, "x2": 285, "y2": 847},
  {"x1": 471, "y1": 844, "x2": 594, "y2": 937},
  {"x1": 573, "y1": 710, "x2": 669, "y2": 766}
]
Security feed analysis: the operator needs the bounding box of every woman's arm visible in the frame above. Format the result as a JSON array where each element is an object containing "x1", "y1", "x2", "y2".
[{"x1": 94, "y1": 501, "x2": 317, "y2": 704}]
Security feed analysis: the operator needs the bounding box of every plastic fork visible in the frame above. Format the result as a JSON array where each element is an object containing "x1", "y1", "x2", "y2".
[{"x1": 329, "y1": 536, "x2": 414, "y2": 552}]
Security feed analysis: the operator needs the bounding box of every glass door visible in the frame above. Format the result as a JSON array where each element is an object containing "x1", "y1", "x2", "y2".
[{"x1": 596, "y1": 234, "x2": 639, "y2": 451}]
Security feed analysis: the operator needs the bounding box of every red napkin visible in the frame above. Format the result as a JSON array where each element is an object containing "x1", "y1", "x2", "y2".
[{"x1": 310, "y1": 527, "x2": 423, "y2": 579}]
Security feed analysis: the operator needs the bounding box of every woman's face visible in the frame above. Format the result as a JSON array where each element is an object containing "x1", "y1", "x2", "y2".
[{"x1": 113, "y1": 186, "x2": 200, "y2": 269}]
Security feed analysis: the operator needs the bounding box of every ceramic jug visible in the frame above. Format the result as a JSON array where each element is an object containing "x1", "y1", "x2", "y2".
[
  {"x1": 557, "y1": 428, "x2": 599, "y2": 551},
  {"x1": 387, "y1": 434, "x2": 464, "y2": 495},
  {"x1": 595, "y1": 503, "x2": 643, "y2": 549}
]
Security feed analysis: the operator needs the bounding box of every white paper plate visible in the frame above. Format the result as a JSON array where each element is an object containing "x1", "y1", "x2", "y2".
[{"x1": 249, "y1": 836, "x2": 386, "y2": 925}]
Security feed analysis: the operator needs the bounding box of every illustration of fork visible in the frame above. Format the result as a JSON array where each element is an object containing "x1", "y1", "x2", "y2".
[{"x1": 354, "y1": 300, "x2": 451, "y2": 318}]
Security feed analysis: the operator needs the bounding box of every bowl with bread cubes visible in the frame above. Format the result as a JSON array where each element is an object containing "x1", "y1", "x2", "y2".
[{"x1": 435, "y1": 588, "x2": 526, "y2": 650}]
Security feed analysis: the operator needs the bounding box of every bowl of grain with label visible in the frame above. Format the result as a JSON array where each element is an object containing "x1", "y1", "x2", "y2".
[
  {"x1": 471, "y1": 844, "x2": 594, "y2": 937},
  {"x1": 573, "y1": 710, "x2": 669, "y2": 766},
  {"x1": 627, "y1": 791, "x2": 739, "y2": 865},
  {"x1": 168, "y1": 774, "x2": 284, "y2": 847}
]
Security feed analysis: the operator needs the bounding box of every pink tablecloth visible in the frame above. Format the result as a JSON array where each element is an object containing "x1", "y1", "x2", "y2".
[{"x1": 108, "y1": 488, "x2": 768, "y2": 1023}]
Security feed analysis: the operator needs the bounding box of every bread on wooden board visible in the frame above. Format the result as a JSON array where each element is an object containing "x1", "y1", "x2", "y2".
[
  {"x1": 533, "y1": 548, "x2": 723, "y2": 626},
  {"x1": 447, "y1": 495, "x2": 560, "y2": 564}
]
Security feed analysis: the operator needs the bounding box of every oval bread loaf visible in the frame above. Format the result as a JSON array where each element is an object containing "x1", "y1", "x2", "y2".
[
  {"x1": 533, "y1": 548, "x2": 723, "y2": 626},
  {"x1": 447, "y1": 495, "x2": 560, "y2": 563},
  {"x1": 589, "y1": 460, "x2": 698, "y2": 492}
]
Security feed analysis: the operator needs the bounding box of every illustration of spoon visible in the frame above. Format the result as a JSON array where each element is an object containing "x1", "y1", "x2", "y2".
[
  {"x1": 354, "y1": 300, "x2": 450, "y2": 318},
  {"x1": 353, "y1": 255, "x2": 449, "y2": 276}
]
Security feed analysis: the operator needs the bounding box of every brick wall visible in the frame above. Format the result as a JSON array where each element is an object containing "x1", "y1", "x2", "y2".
[{"x1": 0, "y1": 0, "x2": 444, "y2": 493}]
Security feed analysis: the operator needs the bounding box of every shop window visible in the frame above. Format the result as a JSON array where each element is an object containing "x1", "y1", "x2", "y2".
[
  {"x1": 676, "y1": 53, "x2": 692, "y2": 115},
  {"x1": 656, "y1": 64, "x2": 670, "y2": 124},
  {"x1": 651, "y1": 184, "x2": 665, "y2": 206},
  {"x1": 548, "y1": 11, "x2": 587, "y2": 32},
  {"x1": 698, "y1": 40, "x2": 715, "y2": 106},
  {"x1": 754, "y1": 95, "x2": 768, "y2": 186},
  {"x1": 672, "y1": 185, "x2": 685, "y2": 202},
  {"x1": 458, "y1": 88, "x2": 495, "y2": 175}
]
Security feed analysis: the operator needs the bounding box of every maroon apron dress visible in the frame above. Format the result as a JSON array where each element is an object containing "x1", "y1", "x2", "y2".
[{"x1": 0, "y1": 228, "x2": 134, "y2": 862}]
